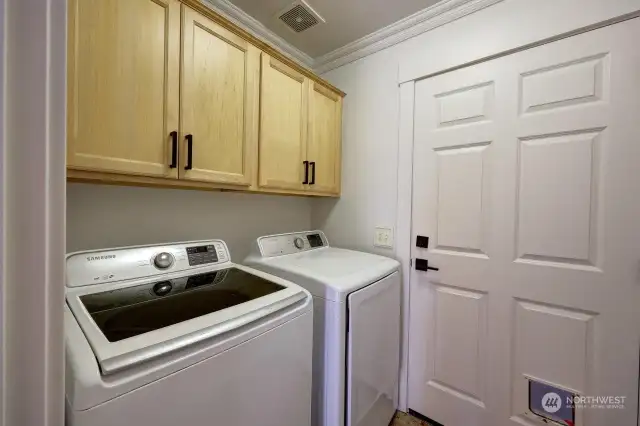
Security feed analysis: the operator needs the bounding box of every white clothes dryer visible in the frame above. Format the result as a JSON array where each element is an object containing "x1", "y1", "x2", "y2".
[{"x1": 244, "y1": 231, "x2": 401, "y2": 426}]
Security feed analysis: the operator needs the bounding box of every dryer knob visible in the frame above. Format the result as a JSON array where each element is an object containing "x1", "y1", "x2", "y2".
[
  {"x1": 154, "y1": 252, "x2": 174, "y2": 269},
  {"x1": 294, "y1": 237, "x2": 305, "y2": 249}
]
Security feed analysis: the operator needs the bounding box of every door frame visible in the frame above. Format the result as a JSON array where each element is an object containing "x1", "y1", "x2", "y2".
[
  {"x1": 2, "y1": 0, "x2": 67, "y2": 424},
  {"x1": 394, "y1": 3, "x2": 640, "y2": 412}
]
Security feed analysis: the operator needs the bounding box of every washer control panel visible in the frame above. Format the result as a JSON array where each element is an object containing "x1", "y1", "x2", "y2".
[
  {"x1": 258, "y1": 231, "x2": 328, "y2": 257},
  {"x1": 186, "y1": 244, "x2": 219, "y2": 266},
  {"x1": 66, "y1": 240, "x2": 231, "y2": 288}
]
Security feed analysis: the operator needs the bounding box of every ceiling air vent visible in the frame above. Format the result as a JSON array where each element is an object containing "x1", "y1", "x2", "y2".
[{"x1": 277, "y1": 0, "x2": 325, "y2": 33}]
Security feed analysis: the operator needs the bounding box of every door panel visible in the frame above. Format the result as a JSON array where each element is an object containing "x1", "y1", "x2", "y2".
[
  {"x1": 307, "y1": 82, "x2": 342, "y2": 194},
  {"x1": 517, "y1": 131, "x2": 600, "y2": 264},
  {"x1": 67, "y1": 0, "x2": 180, "y2": 177},
  {"x1": 258, "y1": 55, "x2": 308, "y2": 191},
  {"x1": 409, "y1": 19, "x2": 640, "y2": 426},
  {"x1": 431, "y1": 286, "x2": 487, "y2": 401},
  {"x1": 434, "y1": 143, "x2": 491, "y2": 255},
  {"x1": 180, "y1": 7, "x2": 258, "y2": 185}
]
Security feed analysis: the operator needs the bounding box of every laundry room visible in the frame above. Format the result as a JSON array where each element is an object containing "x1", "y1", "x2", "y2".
[{"x1": 3, "y1": 0, "x2": 640, "y2": 426}]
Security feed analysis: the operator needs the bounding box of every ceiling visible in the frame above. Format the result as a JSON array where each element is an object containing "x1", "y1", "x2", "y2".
[{"x1": 224, "y1": 0, "x2": 444, "y2": 58}]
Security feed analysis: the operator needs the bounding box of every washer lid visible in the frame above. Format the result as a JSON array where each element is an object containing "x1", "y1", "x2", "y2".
[
  {"x1": 245, "y1": 247, "x2": 400, "y2": 302},
  {"x1": 66, "y1": 264, "x2": 309, "y2": 375}
]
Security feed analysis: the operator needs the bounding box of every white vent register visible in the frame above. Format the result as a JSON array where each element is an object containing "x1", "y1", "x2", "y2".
[{"x1": 276, "y1": 0, "x2": 325, "y2": 33}]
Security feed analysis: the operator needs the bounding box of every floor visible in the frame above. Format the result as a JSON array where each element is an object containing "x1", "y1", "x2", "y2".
[{"x1": 391, "y1": 411, "x2": 433, "y2": 426}]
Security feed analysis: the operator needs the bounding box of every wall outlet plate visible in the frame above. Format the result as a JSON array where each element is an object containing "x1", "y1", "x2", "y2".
[{"x1": 374, "y1": 227, "x2": 394, "y2": 248}]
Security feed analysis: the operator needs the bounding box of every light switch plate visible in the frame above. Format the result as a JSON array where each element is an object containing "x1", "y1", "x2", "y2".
[{"x1": 374, "y1": 227, "x2": 394, "y2": 248}]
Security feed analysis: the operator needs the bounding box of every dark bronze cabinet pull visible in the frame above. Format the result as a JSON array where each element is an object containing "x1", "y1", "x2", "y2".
[
  {"x1": 309, "y1": 161, "x2": 316, "y2": 185},
  {"x1": 169, "y1": 131, "x2": 178, "y2": 168},
  {"x1": 185, "y1": 134, "x2": 193, "y2": 170},
  {"x1": 302, "y1": 161, "x2": 309, "y2": 184}
]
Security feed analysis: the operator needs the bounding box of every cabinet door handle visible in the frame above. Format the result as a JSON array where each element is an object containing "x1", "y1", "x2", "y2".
[
  {"x1": 169, "y1": 131, "x2": 178, "y2": 168},
  {"x1": 309, "y1": 161, "x2": 316, "y2": 185},
  {"x1": 185, "y1": 134, "x2": 193, "y2": 170},
  {"x1": 302, "y1": 161, "x2": 309, "y2": 184}
]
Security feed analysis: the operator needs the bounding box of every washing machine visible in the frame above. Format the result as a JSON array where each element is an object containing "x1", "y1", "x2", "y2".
[
  {"x1": 244, "y1": 231, "x2": 401, "y2": 426},
  {"x1": 65, "y1": 240, "x2": 313, "y2": 426}
]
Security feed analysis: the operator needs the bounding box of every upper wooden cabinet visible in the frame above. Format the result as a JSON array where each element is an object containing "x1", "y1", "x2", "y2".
[
  {"x1": 258, "y1": 56, "x2": 343, "y2": 196},
  {"x1": 180, "y1": 8, "x2": 259, "y2": 186},
  {"x1": 67, "y1": 0, "x2": 180, "y2": 178},
  {"x1": 307, "y1": 82, "x2": 343, "y2": 195},
  {"x1": 67, "y1": 0, "x2": 344, "y2": 197},
  {"x1": 258, "y1": 55, "x2": 308, "y2": 192}
]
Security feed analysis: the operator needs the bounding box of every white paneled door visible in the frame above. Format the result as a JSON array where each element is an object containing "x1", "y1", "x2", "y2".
[{"x1": 408, "y1": 19, "x2": 640, "y2": 426}]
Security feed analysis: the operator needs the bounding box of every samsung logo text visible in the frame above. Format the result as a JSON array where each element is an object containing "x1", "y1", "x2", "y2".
[{"x1": 86, "y1": 255, "x2": 116, "y2": 261}]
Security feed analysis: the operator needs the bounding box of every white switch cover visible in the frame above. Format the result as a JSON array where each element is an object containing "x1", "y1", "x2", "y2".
[{"x1": 374, "y1": 227, "x2": 394, "y2": 248}]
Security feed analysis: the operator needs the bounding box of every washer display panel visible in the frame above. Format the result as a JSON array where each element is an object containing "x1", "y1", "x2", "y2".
[{"x1": 80, "y1": 267, "x2": 286, "y2": 342}]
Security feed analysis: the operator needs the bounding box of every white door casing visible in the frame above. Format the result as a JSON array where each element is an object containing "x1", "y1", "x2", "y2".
[
  {"x1": 408, "y1": 18, "x2": 640, "y2": 426},
  {"x1": 3, "y1": 0, "x2": 67, "y2": 425}
]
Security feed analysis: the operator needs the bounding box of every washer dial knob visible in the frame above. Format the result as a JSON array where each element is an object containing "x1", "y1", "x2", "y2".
[
  {"x1": 294, "y1": 237, "x2": 305, "y2": 249},
  {"x1": 154, "y1": 252, "x2": 174, "y2": 269},
  {"x1": 153, "y1": 281, "x2": 173, "y2": 296}
]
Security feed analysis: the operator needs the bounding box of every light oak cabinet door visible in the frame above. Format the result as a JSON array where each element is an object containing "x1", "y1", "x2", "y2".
[
  {"x1": 67, "y1": 0, "x2": 180, "y2": 177},
  {"x1": 258, "y1": 54, "x2": 309, "y2": 191},
  {"x1": 307, "y1": 82, "x2": 343, "y2": 195},
  {"x1": 180, "y1": 7, "x2": 259, "y2": 185}
]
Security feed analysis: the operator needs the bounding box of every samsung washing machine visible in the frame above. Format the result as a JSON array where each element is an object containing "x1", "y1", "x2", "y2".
[{"x1": 65, "y1": 240, "x2": 313, "y2": 426}]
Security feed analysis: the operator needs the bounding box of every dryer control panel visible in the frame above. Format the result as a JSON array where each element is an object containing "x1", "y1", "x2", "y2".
[
  {"x1": 66, "y1": 240, "x2": 231, "y2": 287},
  {"x1": 258, "y1": 231, "x2": 329, "y2": 257}
]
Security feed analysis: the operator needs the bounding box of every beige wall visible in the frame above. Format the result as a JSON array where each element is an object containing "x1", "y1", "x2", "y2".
[
  {"x1": 67, "y1": 183, "x2": 312, "y2": 260},
  {"x1": 311, "y1": 46, "x2": 401, "y2": 257}
]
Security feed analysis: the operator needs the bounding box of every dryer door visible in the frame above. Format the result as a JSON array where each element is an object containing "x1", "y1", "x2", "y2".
[{"x1": 346, "y1": 271, "x2": 401, "y2": 426}]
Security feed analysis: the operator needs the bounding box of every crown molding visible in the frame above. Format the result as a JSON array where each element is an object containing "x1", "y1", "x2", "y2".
[
  {"x1": 313, "y1": 0, "x2": 504, "y2": 74},
  {"x1": 200, "y1": 0, "x2": 504, "y2": 76},
  {"x1": 201, "y1": 0, "x2": 314, "y2": 68}
]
